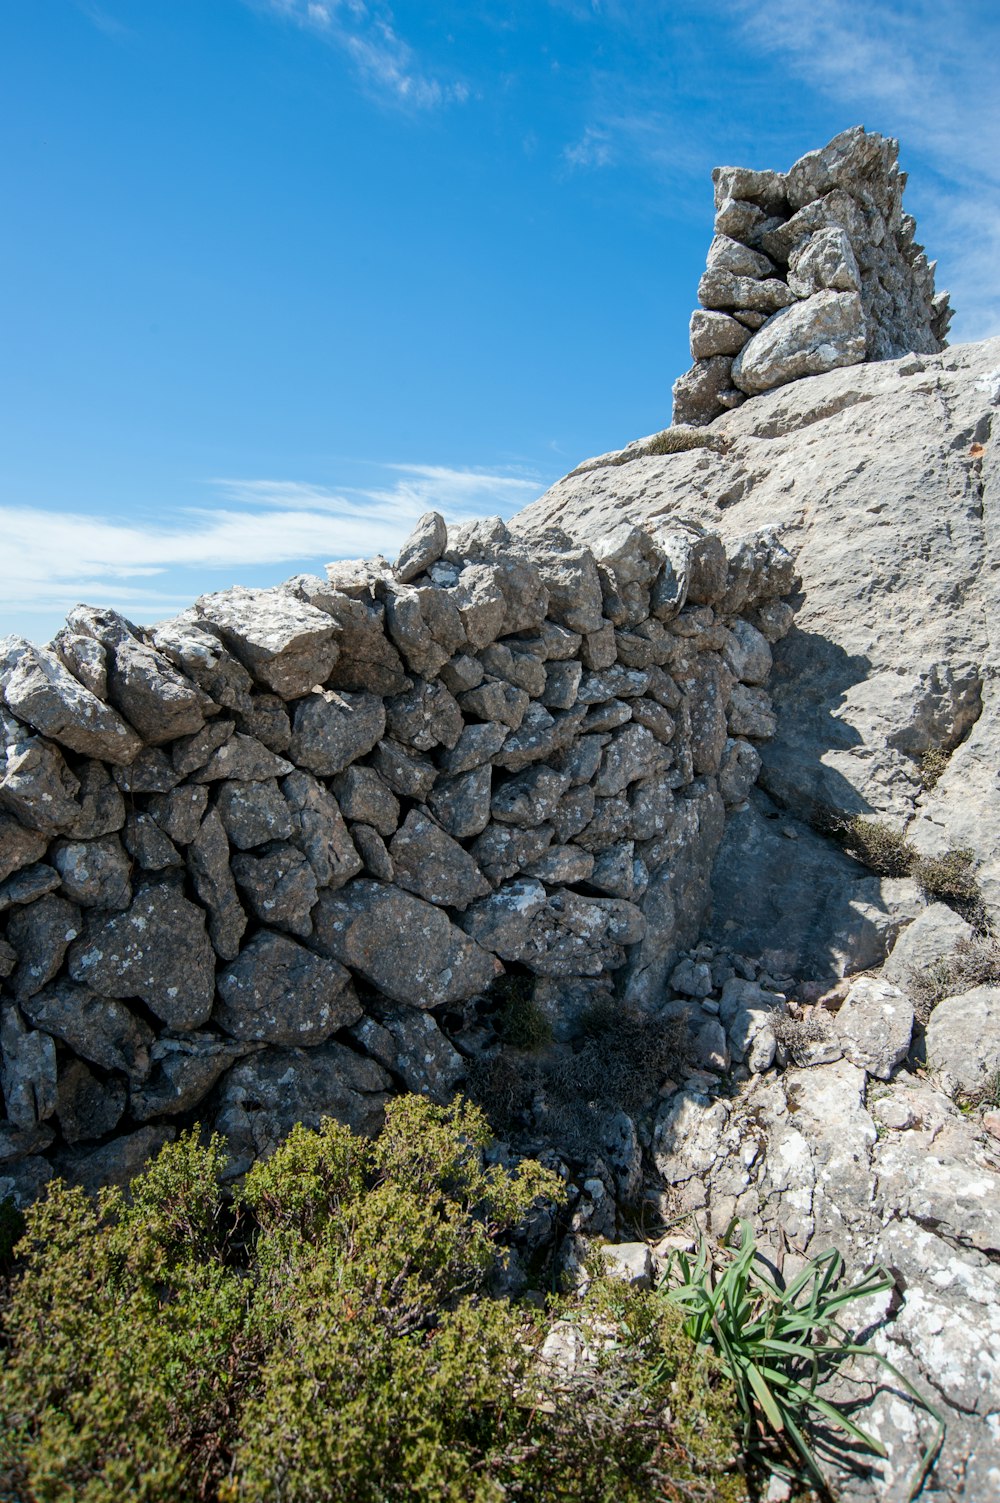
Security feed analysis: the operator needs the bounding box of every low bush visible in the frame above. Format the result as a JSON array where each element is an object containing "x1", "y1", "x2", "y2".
[
  {"x1": 841, "y1": 817, "x2": 916, "y2": 877},
  {"x1": 906, "y1": 934, "x2": 1000, "y2": 1022},
  {"x1": 910, "y1": 847, "x2": 988, "y2": 928},
  {"x1": 0, "y1": 1097, "x2": 748, "y2": 1503},
  {"x1": 919, "y1": 746, "x2": 949, "y2": 791}
]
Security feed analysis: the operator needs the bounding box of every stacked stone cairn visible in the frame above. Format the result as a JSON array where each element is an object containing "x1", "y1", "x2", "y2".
[
  {"x1": 0, "y1": 510, "x2": 795, "y2": 1202},
  {"x1": 673, "y1": 126, "x2": 953, "y2": 426}
]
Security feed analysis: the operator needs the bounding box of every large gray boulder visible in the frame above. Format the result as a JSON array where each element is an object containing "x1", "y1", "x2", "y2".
[
  {"x1": 216, "y1": 930, "x2": 359, "y2": 1046},
  {"x1": 311, "y1": 879, "x2": 499, "y2": 1007},
  {"x1": 731, "y1": 291, "x2": 866, "y2": 395},
  {"x1": 195, "y1": 586, "x2": 340, "y2": 698},
  {"x1": 925, "y1": 985, "x2": 1000, "y2": 1099}
]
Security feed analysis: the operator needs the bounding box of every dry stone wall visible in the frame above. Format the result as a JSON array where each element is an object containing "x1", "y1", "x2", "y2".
[
  {"x1": 0, "y1": 511, "x2": 795, "y2": 1199},
  {"x1": 673, "y1": 126, "x2": 953, "y2": 425}
]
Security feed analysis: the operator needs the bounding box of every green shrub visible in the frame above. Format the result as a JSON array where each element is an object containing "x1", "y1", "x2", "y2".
[
  {"x1": 0, "y1": 1098, "x2": 749, "y2": 1503},
  {"x1": 842, "y1": 816, "x2": 916, "y2": 877},
  {"x1": 910, "y1": 847, "x2": 987, "y2": 928}
]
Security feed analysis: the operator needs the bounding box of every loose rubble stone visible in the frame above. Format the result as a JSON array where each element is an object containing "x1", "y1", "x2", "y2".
[
  {"x1": 50, "y1": 836, "x2": 131, "y2": 910},
  {"x1": 0, "y1": 1004, "x2": 58, "y2": 1128},
  {"x1": 311, "y1": 880, "x2": 499, "y2": 1008},
  {"x1": 426, "y1": 764, "x2": 493, "y2": 839},
  {"x1": 188, "y1": 733, "x2": 293, "y2": 783},
  {"x1": 282, "y1": 769, "x2": 363, "y2": 889},
  {"x1": 55, "y1": 1060, "x2": 126, "y2": 1145},
  {"x1": 215, "y1": 778, "x2": 293, "y2": 849},
  {"x1": 350, "y1": 822, "x2": 394, "y2": 879},
  {"x1": 0, "y1": 720, "x2": 82, "y2": 834},
  {"x1": 130, "y1": 1035, "x2": 252, "y2": 1121},
  {"x1": 68, "y1": 881, "x2": 216, "y2": 1030},
  {"x1": 834, "y1": 976, "x2": 914, "y2": 1080},
  {"x1": 66, "y1": 606, "x2": 212, "y2": 745},
  {"x1": 21, "y1": 981, "x2": 153, "y2": 1080},
  {"x1": 187, "y1": 809, "x2": 248, "y2": 961},
  {"x1": 395, "y1": 510, "x2": 448, "y2": 583},
  {"x1": 330, "y1": 765, "x2": 400, "y2": 837},
  {"x1": 0, "y1": 811, "x2": 48, "y2": 883},
  {"x1": 123, "y1": 811, "x2": 183, "y2": 870},
  {"x1": 733, "y1": 291, "x2": 867, "y2": 396},
  {"x1": 0, "y1": 863, "x2": 61, "y2": 912},
  {"x1": 216, "y1": 931, "x2": 359, "y2": 1046}
]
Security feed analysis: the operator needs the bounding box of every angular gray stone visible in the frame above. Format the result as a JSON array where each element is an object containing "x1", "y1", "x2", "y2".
[
  {"x1": 311, "y1": 880, "x2": 499, "y2": 1008},
  {"x1": 540, "y1": 659, "x2": 583, "y2": 710},
  {"x1": 130, "y1": 1035, "x2": 252, "y2": 1121},
  {"x1": 21, "y1": 980, "x2": 153, "y2": 1080},
  {"x1": 697, "y1": 270, "x2": 796, "y2": 314},
  {"x1": 50, "y1": 836, "x2": 131, "y2": 910},
  {"x1": 123, "y1": 811, "x2": 183, "y2": 870},
  {"x1": 834, "y1": 976, "x2": 914, "y2": 1080},
  {"x1": 361, "y1": 1006, "x2": 464, "y2": 1103},
  {"x1": 7, "y1": 895, "x2": 82, "y2": 1000},
  {"x1": 350, "y1": 822, "x2": 394, "y2": 879},
  {"x1": 231, "y1": 842, "x2": 319, "y2": 937},
  {"x1": 727, "y1": 683, "x2": 777, "y2": 739},
  {"x1": 214, "y1": 1043, "x2": 392, "y2": 1174},
  {"x1": 522, "y1": 844, "x2": 595, "y2": 884},
  {"x1": 387, "y1": 810, "x2": 491, "y2": 909},
  {"x1": 457, "y1": 678, "x2": 530, "y2": 729},
  {"x1": 600, "y1": 1242, "x2": 654, "y2": 1289},
  {"x1": 592, "y1": 723, "x2": 670, "y2": 796},
  {"x1": 289, "y1": 689, "x2": 386, "y2": 776},
  {"x1": 0, "y1": 1120, "x2": 55, "y2": 1163},
  {"x1": 426, "y1": 764, "x2": 492, "y2": 840},
  {"x1": 330, "y1": 764, "x2": 399, "y2": 838},
  {"x1": 705, "y1": 234, "x2": 774, "y2": 279},
  {"x1": 381, "y1": 584, "x2": 452, "y2": 678},
  {"x1": 491, "y1": 765, "x2": 569, "y2": 826},
  {"x1": 479, "y1": 642, "x2": 547, "y2": 697},
  {"x1": 724, "y1": 619, "x2": 773, "y2": 686},
  {"x1": 495, "y1": 704, "x2": 584, "y2": 773},
  {"x1": 787, "y1": 226, "x2": 860, "y2": 297},
  {"x1": 67, "y1": 760, "x2": 126, "y2": 841},
  {"x1": 462, "y1": 880, "x2": 645, "y2": 978},
  {"x1": 718, "y1": 737, "x2": 762, "y2": 806},
  {"x1": 187, "y1": 808, "x2": 248, "y2": 961},
  {"x1": 690, "y1": 309, "x2": 754, "y2": 361},
  {"x1": 0, "y1": 863, "x2": 61, "y2": 913},
  {"x1": 51, "y1": 628, "x2": 109, "y2": 699},
  {"x1": 0, "y1": 718, "x2": 81, "y2": 834},
  {"x1": 188, "y1": 733, "x2": 293, "y2": 783},
  {"x1": 370, "y1": 738, "x2": 437, "y2": 800},
  {"x1": 395, "y1": 510, "x2": 447, "y2": 583},
  {"x1": 152, "y1": 614, "x2": 256, "y2": 712},
  {"x1": 55, "y1": 1059, "x2": 126, "y2": 1144},
  {"x1": 470, "y1": 821, "x2": 554, "y2": 885},
  {"x1": 530, "y1": 533, "x2": 605, "y2": 634},
  {"x1": 439, "y1": 720, "x2": 509, "y2": 774},
  {"x1": 0, "y1": 811, "x2": 47, "y2": 883},
  {"x1": 671, "y1": 355, "x2": 735, "y2": 427},
  {"x1": 732, "y1": 291, "x2": 866, "y2": 396},
  {"x1": 195, "y1": 586, "x2": 340, "y2": 698},
  {"x1": 384, "y1": 679, "x2": 463, "y2": 751},
  {"x1": 237, "y1": 693, "x2": 292, "y2": 754},
  {"x1": 66, "y1": 606, "x2": 211, "y2": 744},
  {"x1": 925, "y1": 986, "x2": 1000, "y2": 1099},
  {"x1": 0, "y1": 1004, "x2": 58, "y2": 1128},
  {"x1": 111, "y1": 746, "x2": 180, "y2": 794},
  {"x1": 215, "y1": 778, "x2": 292, "y2": 849},
  {"x1": 68, "y1": 881, "x2": 216, "y2": 1030},
  {"x1": 170, "y1": 716, "x2": 238, "y2": 777},
  {"x1": 281, "y1": 769, "x2": 363, "y2": 889},
  {"x1": 148, "y1": 784, "x2": 209, "y2": 845},
  {"x1": 217, "y1": 930, "x2": 358, "y2": 1045},
  {"x1": 589, "y1": 840, "x2": 639, "y2": 899},
  {"x1": 0, "y1": 637, "x2": 142, "y2": 762}
]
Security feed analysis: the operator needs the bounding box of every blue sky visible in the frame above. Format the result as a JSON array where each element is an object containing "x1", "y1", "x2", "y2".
[{"x1": 3, "y1": 0, "x2": 999, "y2": 642}]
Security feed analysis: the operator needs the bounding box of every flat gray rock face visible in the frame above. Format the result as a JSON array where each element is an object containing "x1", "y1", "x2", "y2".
[
  {"x1": 21, "y1": 980, "x2": 152, "y2": 1080},
  {"x1": 67, "y1": 881, "x2": 216, "y2": 1030},
  {"x1": 311, "y1": 879, "x2": 499, "y2": 1008},
  {"x1": 523, "y1": 337, "x2": 1000, "y2": 934},
  {"x1": 881, "y1": 902, "x2": 974, "y2": 987},
  {"x1": 924, "y1": 985, "x2": 1000, "y2": 1098},
  {"x1": 195, "y1": 586, "x2": 340, "y2": 698},
  {"x1": 7, "y1": 895, "x2": 83, "y2": 1001},
  {"x1": 216, "y1": 930, "x2": 358, "y2": 1046},
  {"x1": 732, "y1": 290, "x2": 866, "y2": 395},
  {"x1": 0, "y1": 637, "x2": 142, "y2": 763}
]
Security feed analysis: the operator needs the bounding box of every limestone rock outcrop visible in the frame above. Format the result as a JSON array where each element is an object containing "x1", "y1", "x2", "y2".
[{"x1": 673, "y1": 127, "x2": 952, "y2": 425}]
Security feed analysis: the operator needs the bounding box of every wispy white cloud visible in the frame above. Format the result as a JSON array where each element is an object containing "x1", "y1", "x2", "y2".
[
  {"x1": 564, "y1": 126, "x2": 615, "y2": 170},
  {"x1": 0, "y1": 463, "x2": 544, "y2": 637},
  {"x1": 719, "y1": 0, "x2": 1000, "y2": 340},
  {"x1": 253, "y1": 0, "x2": 467, "y2": 109}
]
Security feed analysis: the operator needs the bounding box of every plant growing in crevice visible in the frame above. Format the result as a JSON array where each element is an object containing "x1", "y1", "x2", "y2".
[
  {"x1": 910, "y1": 847, "x2": 988, "y2": 929},
  {"x1": 658, "y1": 1220, "x2": 944, "y2": 1501},
  {"x1": 841, "y1": 816, "x2": 915, "y2": 877},
  {"x1": 906, "y1": 933, "x2": 1000, "y2": 1021},
  {"x1": 918, "y1": 746, "x2": 949, "y2": 791}
]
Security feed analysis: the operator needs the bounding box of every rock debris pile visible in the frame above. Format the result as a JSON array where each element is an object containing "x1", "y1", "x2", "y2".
[
  {"x1": 673, "y1": 126, "x2": 953, "y2": 425},
  {"x1": 0, "y1": 509, "x2": 794, "y2": 1198}
]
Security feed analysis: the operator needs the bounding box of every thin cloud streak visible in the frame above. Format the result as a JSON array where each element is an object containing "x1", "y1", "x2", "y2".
[
  {"x1": 720, "y1": 0, "x2": 1000, "y2": 340},
  {"x1": 253, "y1": 0, "x2": 467, "y2": 109},
  {"x1": 0, "y1": 463, "x2": 546, "y2": 632}
]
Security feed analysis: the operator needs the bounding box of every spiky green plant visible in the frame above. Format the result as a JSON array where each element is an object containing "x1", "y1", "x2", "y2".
[{"x1": 657, "y1": 1220, "x2": 944, "y2": 1499}]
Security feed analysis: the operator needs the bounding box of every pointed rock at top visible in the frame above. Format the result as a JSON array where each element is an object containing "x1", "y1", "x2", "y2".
[{"x1": 394, "y1": 511, "x2": 447, "y2": 583}]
